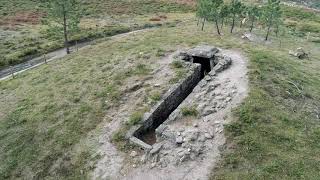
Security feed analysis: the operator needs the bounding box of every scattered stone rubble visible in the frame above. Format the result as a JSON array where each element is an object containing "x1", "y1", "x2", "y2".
[
  {"x1": 127, "y1": 46, "x2": 236, "y2": 169},
  {"x1": 289, "y1": 47, "x2": 309, "y2": 59}
]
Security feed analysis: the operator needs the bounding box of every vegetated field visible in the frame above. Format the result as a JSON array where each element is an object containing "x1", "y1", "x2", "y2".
[
  {"x1": 0, "y1": 0, "x2": 193, "y2": 70},
  {"x1": 1, "y1": 1, "x2": 320, "y2": 180}
]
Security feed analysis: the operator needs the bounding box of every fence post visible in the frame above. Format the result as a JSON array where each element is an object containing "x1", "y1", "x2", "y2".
[
  {"x1": 44, "y1": 54, "x2": 47, "y2": 64},
  {"x1": 10, "y1": 66, "x2": 15, "y2": 79}
]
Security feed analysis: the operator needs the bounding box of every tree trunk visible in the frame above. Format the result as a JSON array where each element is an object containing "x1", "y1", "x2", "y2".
[
  {"x1": 250, "y1": 18, "x2": 254, "y2": 32},
  {"x1": 230, "y1": 14, "x2": 235, "y2": 33},
  {"x1": 220, "y1": 18, "x2": 224, "y2": 30},
  {"x1": 63, "y1": 6, "x2": 70, "y2": 54},
  {"x1": 275, "y1": 25, "x2": 279, "y2": 37},
  {"x1": 201, "y1": 19, "x2": 206, "y2": 31},
  {"x1": 265, "y1": 23, "x2": 272, "y2": 41},
  {"x1": 215, "y1": 19, "x2": 221, "y2": 35}
]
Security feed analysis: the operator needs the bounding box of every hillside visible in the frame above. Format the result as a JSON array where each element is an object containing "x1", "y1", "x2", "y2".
[
  {"x1": 0, "y1": 0, "x2": 192, "y2": 69},
  {"x1": 1, "y1": 0, "x2": 320, "y2": 179}
]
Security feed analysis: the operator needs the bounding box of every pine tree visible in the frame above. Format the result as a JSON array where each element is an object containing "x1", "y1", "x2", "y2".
[
  {"x1": 229, "y1": 0, "x2": 243, "y2": 33},
  {"x1": 239, "y1": 3, "x2": 247, "y2": 28},
  {"x1": 247, "y1": 5, "x2": 260, "y2": 32},
  {"x1": 43, "y1": 0, "x2": 81, "y2": 54},
  {"x1": 220, "y1": 4, "x2": 230, "y2": 30},
  {"x1": 208, "y1": 0, "x2": 224, "y2": 35},
  {"x1": 263, "y1": 0, "x2": 281, "y2": 41},
  {"x1": 196, "y1": 0, "x2": 210, "y2": 31}
]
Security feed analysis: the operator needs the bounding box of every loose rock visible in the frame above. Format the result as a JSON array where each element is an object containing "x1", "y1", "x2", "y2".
[
  {"x1": 175, "y1": 136, "x2": 184, "y2": 144},
  {"x1": 130, "y1": 151, "x2": 138, "y2": 157},
  {"x1": 204, "y1": 133, "x2": 213, "y2": 139},
  {"x1": 150, "y1": 143, "x2": 163, "y2": 155}
]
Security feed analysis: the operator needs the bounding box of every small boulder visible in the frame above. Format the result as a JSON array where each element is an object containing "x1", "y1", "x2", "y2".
[
  {"x1": 175, "y1": 136, "x2": 184, "y2": 144},
  {"x1": 204, "y1": 133, "x2": 213, "y2": 139},
  {"x1": 130, "y1": 151, "x2": 138, "y2": 157},
  {"x1": 289, "y1": 47, "x2": 309, "y2": 59},
  {"x1": 150, "y1": 143, "x2": 163, "y2": 155}
]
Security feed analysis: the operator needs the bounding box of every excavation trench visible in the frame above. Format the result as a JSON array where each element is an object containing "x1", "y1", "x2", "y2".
[
  {"x1": 127, "y1": 46, "x2": 222, "y2": 150},
  {"x1": 127, "y1": 46, "x2": 229, "y2": 150},
  {"x1": 140, "y1": 57, "x2": 212, "y2": 145},
  {"x1": 135, "y1": 62, "x2": 209, "y2": 146}
]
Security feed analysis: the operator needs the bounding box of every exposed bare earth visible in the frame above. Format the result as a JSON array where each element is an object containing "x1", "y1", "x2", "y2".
[
  {"x1": 92, "y1": 53, "x2": 175, "y2": 179},
  {"x1": 92, "y1": 49, "x2": 248, "y2": 180}
]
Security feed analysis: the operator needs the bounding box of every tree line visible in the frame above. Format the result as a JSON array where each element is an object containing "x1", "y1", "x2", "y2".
[{"x1": 196, "y1": 0, "x2": 282, "y2": 41}]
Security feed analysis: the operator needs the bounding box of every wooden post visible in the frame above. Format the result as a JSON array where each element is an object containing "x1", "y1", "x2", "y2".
[
  {"x1": 76, "y1": 40, "x2": 79, "y2": 52},
  {"x1": 10, "y1": 66, "x2": 15, "y2": 78},
  {"x1": 44, "y1": 54, "x2": 47, "y2": 64}
]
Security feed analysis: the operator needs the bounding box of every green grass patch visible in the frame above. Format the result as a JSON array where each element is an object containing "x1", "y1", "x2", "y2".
[
  {"x1": 126, "y1": 111, "x2": 144, "y2": 126},
  {"x1": 149, "y1": 91, "x2": 162, "y2": 104},
  {"x1": 181, "y1": 106, "x2": 199, "y2": 117},
  {"x1": 169, "y1": 60, "x2": 188, "y2": 83},
  {"x1": 212, "y1": 48, "x2": 320, "y2": 179}
]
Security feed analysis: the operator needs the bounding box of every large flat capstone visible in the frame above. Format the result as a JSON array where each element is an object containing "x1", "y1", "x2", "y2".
[{"x1": 186, "y1": 45, "x2": 219, "y2": 59}]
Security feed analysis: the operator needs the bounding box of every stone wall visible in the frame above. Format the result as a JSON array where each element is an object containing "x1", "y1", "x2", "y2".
[{"x1": 127, "y1": 62, "x2": 202, "y2": 150}]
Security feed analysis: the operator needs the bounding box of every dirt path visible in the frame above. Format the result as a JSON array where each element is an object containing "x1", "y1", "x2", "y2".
[
  {"x1": 281, "y1": 1, "x2": 320, "y2": 13},
  {"x1": 0, "y1": 29, "x2": 152, "y2": 81},
  {"x1": 98, "y1": 49, "x2": 248, "y2": 180}
]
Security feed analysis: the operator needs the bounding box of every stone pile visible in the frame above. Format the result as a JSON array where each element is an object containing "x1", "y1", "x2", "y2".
[
  {"x1": 213, "y1": 54, "x2": 232, "y2": 72},
  {"x1": 127, "y1": 46, "x2": 235, "y2": 169},
  {"x1": 289, "y1": 47, "x2": 309, "y2": 59},
  {"x1": 131, "y1": 49, "x2": 235, "y2": 168}
]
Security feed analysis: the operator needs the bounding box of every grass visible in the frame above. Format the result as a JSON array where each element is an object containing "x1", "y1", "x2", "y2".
[
  {"x1": 212, "y1": 47, "x2": 320, "y2": 180},
  {"x1": 0, "y1": 20, "x2": 191, "y2": 178},
  {"x1": 0, "y1": 0, "x2": 193, "y2": 69},
  {"x1": 112, "y1": 108, "x2": 149, "y2": 152},
  {"x1": 0, "y1": 2, "x2": 320, "y2": 179},
  {"x1": 169, "y1": 60, "x2": 188, "y2": 83},
  {"x1": 282, "y1": 5, "x2": 320, "y2": 37},
  {"x1": 210, "y1": 6, "x2": 320, "y2": 179},
  {"x1": 149, "y1": 91, "x2": 162, "y2": 104},
  {"x1": 127, "y1": 111, "x2": 144, "y2": 126},
  {"x1": 181, "y1": 106, "x2": 199, "y2": 117}
]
